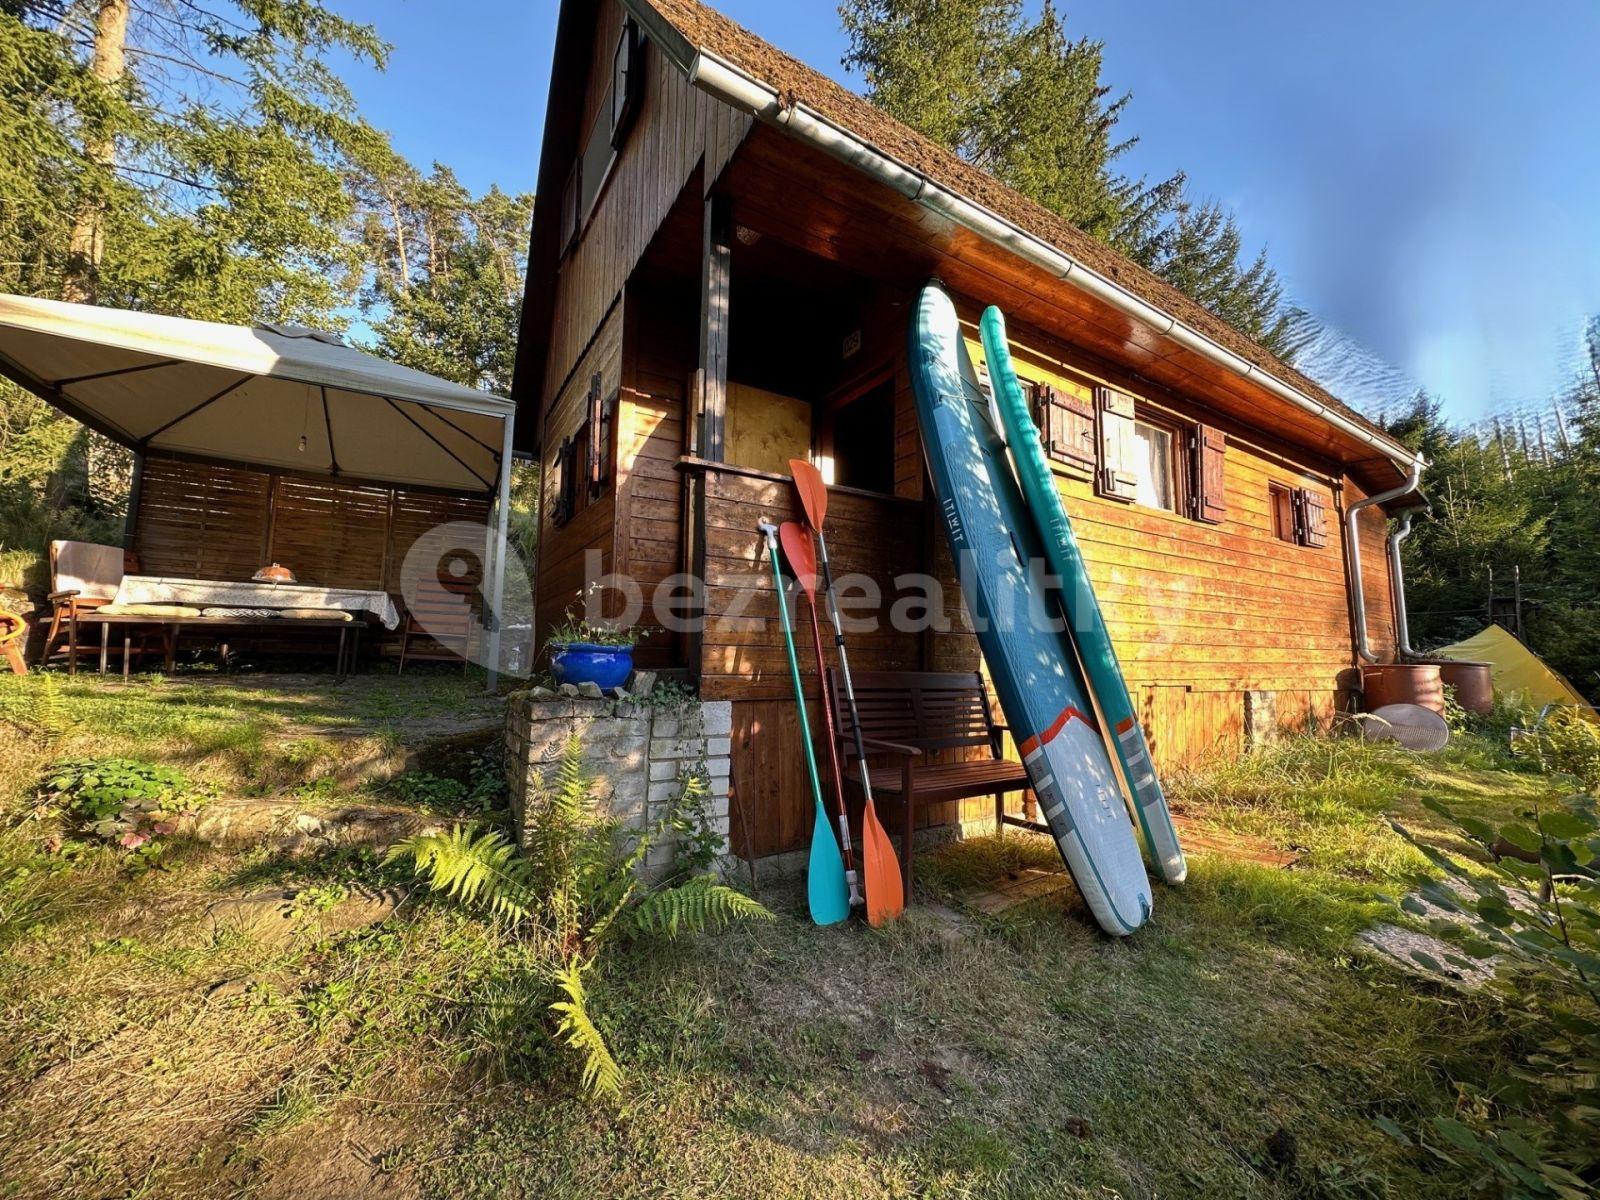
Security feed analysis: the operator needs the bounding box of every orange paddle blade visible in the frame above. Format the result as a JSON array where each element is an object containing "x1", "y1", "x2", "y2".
[
  {"x1": 777, "y1": 521, "x2": 818, "y2": 599},
  {"x1": 789, "y1": 458, "x2": 828, "y2": 531},
  {"x1": 860, "y1": 800, "x2": 904, "y2": 926}
]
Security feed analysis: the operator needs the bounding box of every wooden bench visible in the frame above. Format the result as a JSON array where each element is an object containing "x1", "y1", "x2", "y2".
[{"x1": 829, "y1": 669, "x2": 1034, "y2": 904}]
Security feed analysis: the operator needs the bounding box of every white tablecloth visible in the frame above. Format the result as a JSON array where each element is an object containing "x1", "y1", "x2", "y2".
[{"x1": 113, "y1": 576, "x2": 400, "y2": 629}]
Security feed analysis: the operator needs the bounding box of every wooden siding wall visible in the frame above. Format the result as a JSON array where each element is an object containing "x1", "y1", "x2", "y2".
[
  {"x1": 720, "y1": 306, "x2": 1392, "y2": 858},
  {"x1": 951, "y1": 316, "x2": 1393, "y2": 767},
  {"x1": 698, "y1": 467, "x2": 929, "y2": 859},
  {"x1": 699, "y1": 468, "x2": 924, "y2": 697},
  {"x1": 132, "y1": 455, "x2": 490, "y2": 601},
  {"x1": 540, "y1": 10, "x2": 751, "y2": 424},
  {"x1": 536, "y1": 303, "x2": 624, "y2": 645},
  {"x1": 614, "y1": 279, "x2": 697, "y2": 669}
]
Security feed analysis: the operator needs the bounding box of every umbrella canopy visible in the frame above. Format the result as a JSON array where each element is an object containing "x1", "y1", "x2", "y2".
[{"x1": 0, "y1": 293, "x2": 514, "y2": 494}]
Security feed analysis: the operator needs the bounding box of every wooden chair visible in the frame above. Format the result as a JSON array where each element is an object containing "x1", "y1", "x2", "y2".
[
  {"x1": 40, "y1": 541, "x2": 137, "y2": 666},
  {"x1": 829, "y1": 669, "x2": 1033, "y2": 904},
  {"x1": 397, "y1": 577, "x2": 476, "y2": 674},
  {"x1": 0, "y1": 606, "x2": 27, "y2": 676}
]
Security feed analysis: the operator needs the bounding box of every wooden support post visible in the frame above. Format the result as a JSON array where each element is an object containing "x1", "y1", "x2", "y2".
[
  {"x1": 697, "y1": 194, "x2": 732, "y2": 463},
  {"x1": 122, "y1": 451, "x2": 144, "y2": 551}
]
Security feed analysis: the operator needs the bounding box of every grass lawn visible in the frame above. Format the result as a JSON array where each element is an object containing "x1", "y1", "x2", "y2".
[{"x1": 0, "y1": 670, "x2": 1580, "y2": 1198}]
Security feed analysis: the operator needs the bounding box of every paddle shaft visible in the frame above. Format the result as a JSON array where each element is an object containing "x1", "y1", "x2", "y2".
[
  {"x1": 811, "y1": 529, "x2": 877, "y2": 807},
  {"x1": 761, "y1": 524, "x2": 832, "y2": 845},
  {"x1": 802, "y1": 586, "x2": 860, "y2": 895}
]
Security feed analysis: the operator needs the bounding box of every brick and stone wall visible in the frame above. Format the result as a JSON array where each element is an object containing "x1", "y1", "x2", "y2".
[{"x1": 504, "y1": 686, "x2": 732, "y2": 877}]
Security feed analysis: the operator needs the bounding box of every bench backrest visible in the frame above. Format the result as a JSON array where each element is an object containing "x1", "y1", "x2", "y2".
[{"x1": 827, "y1": 669, "x2": 1000, "y2": 758}]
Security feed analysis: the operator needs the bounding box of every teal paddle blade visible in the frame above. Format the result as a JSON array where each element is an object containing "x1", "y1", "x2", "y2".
[{"x1": 807, "y1": 807, "x2": 851, "y2": 926}]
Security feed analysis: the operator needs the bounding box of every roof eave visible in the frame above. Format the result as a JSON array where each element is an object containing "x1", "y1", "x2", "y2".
[{"x1": 620, "y1": 0, "x2": 1421, "y2": 478}]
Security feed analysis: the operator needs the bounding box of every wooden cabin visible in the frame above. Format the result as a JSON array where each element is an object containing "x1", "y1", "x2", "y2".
[{"x1": 512, "y1": 0, "x2": 1425, "y2": 862}]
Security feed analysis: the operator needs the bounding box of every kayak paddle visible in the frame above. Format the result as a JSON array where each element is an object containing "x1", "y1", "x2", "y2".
[
  {"x1": 759, "y1": 520, "x2": 850, "y2": 926},
  {"x1": 778, "y1": 521, "x2": 862, "y2": 909},
  {"x1": 788, "y1": 461, "x2": 905, "y2": 924}
]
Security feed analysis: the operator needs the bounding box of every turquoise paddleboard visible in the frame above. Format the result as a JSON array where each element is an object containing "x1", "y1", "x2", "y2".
[
  {"x1": 979, "y1": 307, "x2": 1187, "y2": 885},
  {"x1": 909, "y1": 283, "x2": 1151, "y2": 935}
]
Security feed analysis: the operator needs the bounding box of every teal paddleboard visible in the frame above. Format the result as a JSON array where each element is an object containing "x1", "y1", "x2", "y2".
[
  {"x1": 910, "y1": 282, "x2": 1151, "y2": 935},
  {"x1": 980, "y1": 306, "x2": 1186, "y2": 885}
]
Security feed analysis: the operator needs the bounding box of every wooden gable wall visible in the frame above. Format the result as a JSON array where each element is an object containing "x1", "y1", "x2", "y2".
[
  {"x1": 539, "y1": 5, "x2": 749, "y2": 420},
  {"x1": 533, "y1": 2, "x2": 751, "y2": 658}
]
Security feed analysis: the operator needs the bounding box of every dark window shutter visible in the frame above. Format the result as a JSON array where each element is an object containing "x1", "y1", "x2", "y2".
[
  {"x1": 1270, "y1": 483, "x2": 1295, "y2": 542},
  {"x1": 586, "y1": 373, "x2": 608, "y2": 497},
  {"x1": 1292, "y1": 487, "x2": 1329, "y2": 548},
  {"x1": 552, "y1": 436, "x2": 577, "y2": 528},
  {"x1": 1191, "y1": 425, "x2": 1227, "y2": 524},
  {"x1": 559, "y1": 161, "x2": 580, "y2": 255},
  {"x1": 1095, "y1": 386, "x2": 1138, "y2": 501},
  {"x1": 1033, "y1": 383, "x2": 1096, "y2": 474}
]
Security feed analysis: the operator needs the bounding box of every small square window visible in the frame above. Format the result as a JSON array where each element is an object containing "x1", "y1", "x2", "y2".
[
  {"x1": 1269, "y1": 482, "x2": 1329, "y2": 547},
  {"x1": 1094, "y1": 386, "x2": 1188, "y2": 513},
  {"x1": 1269, "y1": 482, "x2": 1296, "y2": 543}
]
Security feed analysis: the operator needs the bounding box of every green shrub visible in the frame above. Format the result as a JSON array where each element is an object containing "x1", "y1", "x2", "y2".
[
  {"x1": 1515, "y1": 709, "x2": 1600, "y2": 792},
  {"x1": 388, "y1": 738, "x2": 769, "y2": 1099},
  {"x1": 1390, "y1": 794, "x2": 1600, "y2": 1197},
  {"x1": 39, "y1": 757, "x2": 211, "y2": 866},
  {"x1": 1467, "y1": 693, "x2": 1541, "y2": 749},
  {"x1": 385, "y1": 771, "x2": 469, "y2": 810}
]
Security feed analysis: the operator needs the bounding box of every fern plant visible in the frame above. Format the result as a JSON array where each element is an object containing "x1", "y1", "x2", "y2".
[
  {"x1": 549, "y1": 957, "x2": 622, "y2": 1098},
  {"x1": 388, "y1": 736, "x2": 770, "y2": 1099},
  {"x1": 399, "y1": 825, "x2": 535, "y2": 922}
]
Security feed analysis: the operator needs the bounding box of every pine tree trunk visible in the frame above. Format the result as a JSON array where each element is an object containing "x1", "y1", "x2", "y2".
[
  {"x1": 62, "y1": 0, "x2": 130, "y2": 304},
  {"x1": 385, "y1": 187, "x2": 409, "y2": 294}
]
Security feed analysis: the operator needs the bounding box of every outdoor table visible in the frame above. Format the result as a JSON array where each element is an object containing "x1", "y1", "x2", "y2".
[
  {"x1": 111, "y1": 576, "x2": 400, "y2": 629},
  {"x1": 70, "y1": 612, "x2": 363, "y2": 679}
]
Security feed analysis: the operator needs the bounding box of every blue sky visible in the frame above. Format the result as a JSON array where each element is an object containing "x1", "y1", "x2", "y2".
[{"x1": 331, "y1": 0, "x2": 1600, "y2": 423}]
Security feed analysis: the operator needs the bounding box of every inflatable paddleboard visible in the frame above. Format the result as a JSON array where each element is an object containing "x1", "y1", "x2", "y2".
[
  {"x1": 980, "y1": 306, "x2": 1187, "y2": 886},
  {"x1": 909, "y1": 282, "x2": 1151, "y2": 936}
]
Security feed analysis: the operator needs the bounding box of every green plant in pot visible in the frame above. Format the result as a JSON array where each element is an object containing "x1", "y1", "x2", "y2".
[{"x1": 546, "y1": 591, "x2": 645, "y2": 692}]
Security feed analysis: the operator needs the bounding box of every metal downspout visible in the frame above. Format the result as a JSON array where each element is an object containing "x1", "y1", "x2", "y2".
[
  {"x1": 1345, "y1": 461, "x2": 1424, "y2": 664},
  {"x1": 1387, "y1": 504, "x2": 1428, "y2": 660}
]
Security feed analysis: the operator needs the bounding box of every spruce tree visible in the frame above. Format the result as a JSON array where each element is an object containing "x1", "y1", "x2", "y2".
[{"x1": 839, "y1": 0, "x2": 1289, "y2": 356}]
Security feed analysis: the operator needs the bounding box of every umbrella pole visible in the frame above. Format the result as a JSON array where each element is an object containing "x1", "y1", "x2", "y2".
[{"x1": 484, "y1": 415, "x2": 515, "y2": 692}]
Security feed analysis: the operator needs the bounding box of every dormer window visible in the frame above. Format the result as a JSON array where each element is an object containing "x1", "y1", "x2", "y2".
[
  {"x1": 611, "y1": 20, "x2": 642, "y2": 146},
  {"x1": 562, "y1": 19, "x2": 644, "y2": 260}
]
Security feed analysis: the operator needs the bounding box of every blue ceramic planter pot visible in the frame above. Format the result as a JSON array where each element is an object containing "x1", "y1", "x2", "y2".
[{"x1": 549, "y1": 642, "x2": 634, "y2": 692}]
